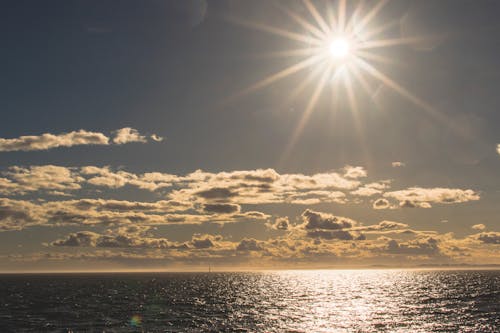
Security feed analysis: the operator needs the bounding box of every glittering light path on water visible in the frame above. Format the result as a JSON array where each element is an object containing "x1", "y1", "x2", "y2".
[{"x1": 0, "y1": 270, "x2": 498, "y2": 332}]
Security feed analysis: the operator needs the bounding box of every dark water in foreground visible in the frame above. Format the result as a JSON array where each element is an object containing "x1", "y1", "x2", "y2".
[{"x1": 0, "y1": 270, "x2": 498, "y2": 332}]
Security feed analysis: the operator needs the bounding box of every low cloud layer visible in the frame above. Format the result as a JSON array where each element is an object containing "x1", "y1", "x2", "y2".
[{"x1": 0, "y1": 128, "x2": 162, "y2": 152}]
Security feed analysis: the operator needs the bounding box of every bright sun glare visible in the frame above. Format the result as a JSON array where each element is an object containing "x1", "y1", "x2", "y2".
[
  {"x1": 329, "y1": 38, "x2": 350, "y2": 59},
  {"x1": 228, "y1": 0, "x2": 439, "y2": 164}
]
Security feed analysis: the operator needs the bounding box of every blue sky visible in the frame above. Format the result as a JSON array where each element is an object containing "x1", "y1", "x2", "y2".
[{"x1": 1, "y1": 0, "x2": 499, "y2": 271}]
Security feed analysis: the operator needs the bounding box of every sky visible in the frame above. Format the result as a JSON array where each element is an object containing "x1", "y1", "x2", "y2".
[{"x1": 1, "y1": 0, "x2": 499, "y2": 271}]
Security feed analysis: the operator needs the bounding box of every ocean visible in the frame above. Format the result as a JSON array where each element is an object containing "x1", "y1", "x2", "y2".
[{"x1": 0, "y1": 270, "x2": 498, "y2": 332}]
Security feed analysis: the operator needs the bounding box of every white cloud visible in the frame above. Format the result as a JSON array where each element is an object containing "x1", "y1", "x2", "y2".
[
  {"x1": 150, "y1": 134, "x2": 164, "y2": 142},
  {"x1": 391, "y1": 161, "x2": 405, "y2": 167},
  {"x1": 113, "y1": 127, "x2": 147, "y2": 144},
  {"x1": 343, "y1": 166, "x2": 367, "y2": 179},
  {"x1": 471, "y1": 224, "x2": 486, "y2": 231}
]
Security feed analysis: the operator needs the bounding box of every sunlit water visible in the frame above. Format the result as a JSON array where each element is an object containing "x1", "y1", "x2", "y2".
[{"x1": 0, "y1": 270, "x2": 498, "y2": 332}]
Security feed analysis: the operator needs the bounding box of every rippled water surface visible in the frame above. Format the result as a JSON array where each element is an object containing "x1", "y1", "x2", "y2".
[{"x1": 0, "y1": 270, "x2": 499, "y2": 332}]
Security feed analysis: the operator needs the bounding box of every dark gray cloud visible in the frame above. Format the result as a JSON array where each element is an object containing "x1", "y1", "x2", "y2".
[
  {"x1": 384, "y1": 238, "x2": 441, "y2": 256},
  {"x1": 476, "y1": 232, "x2": 500, "y2": 244},
  {"x1": 203, "y1": 203, "x2": 240, "y2": 214},
  {"x1": 301, "y1": 209, "x2": 356, "y2": 230},
  {"x1": 269, "y1": 217, "x2": 289, "y2": 230},
  {"x1": 306, "y1": 230, "x2": 365, "y2": 241},
  {"x1": 373, "y1": 198, "x2": 390, "y2": 209},
  {"x1": 191, "y1": 237, "x2": 214, "y2": 249},
  {"x1": 51, "y1": 231, "x2": 100, "y2": 247},
  {"x1": 51, "y1": 231, "x2": 183, "y2": 249},
  {"x1": 236, "y1": 238, "x2": 262, "y2": 251},
  {"x1": 195, "y1": 187, "x2": 238, "y2": 200}
]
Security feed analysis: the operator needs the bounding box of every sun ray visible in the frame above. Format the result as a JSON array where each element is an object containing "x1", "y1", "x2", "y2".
[
  {"x1": 279, "y1": 65, "x2": 333, "y2": 166},
  {"x1": 338, "y1": 0, "x2": 347, "y2": 33},
  {"x1": 303, "y1": 0, "x2": 330, "y2": 35},
  {"x1": 224, "y1": 0, "x2": 447, "y2": 152},
  {"x1": 349, "y1": 61, "x2": 377, "y2": 99},
  {"x1": 355, "y1": 50, "x2": 401, "y2": 66},
  {"x1": 226, "y1": 54, "x2": 324, "y2": 102},
  {"x1": 343, "y1": 64, "x2": 371, "y2": 168},
  {"x1": 274, "y1": 62, "x2": 327, "y2": 117},
  {"x1": 249, "y1": 47, "x2": 321, "y2": 59},
  {"x1": 356, "y1": 58, "x2": 439, "y2": 117},
  {"x1": 224, "y1": 14, "x2": 322, "y2": 46},
  {"x1": 277, "y1": 3, "x2": 327, "y2": 41},
  {"x1": 358, "y1": 35, "x2": 446, "y2": 50},
  {"x1": 345, "y1": 1, "x2": 366, "y2": 34},
  {"x1": 362, "y1": 19, "x2": 399, "y2": 40},
  {"x1": 351, "y1": 0, "x2": 390, "y2": 35},
  {"x1": 326, "y1": 3, "x2": 337, "y2": 33}
]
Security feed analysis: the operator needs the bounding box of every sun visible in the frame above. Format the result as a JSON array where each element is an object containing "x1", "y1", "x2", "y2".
[
  {"x1": 329, "y1": 38, "x2": 350, "y2": 59},
  {"x1": 226, "y1": 0, "x2": 440, "y2": 164}
]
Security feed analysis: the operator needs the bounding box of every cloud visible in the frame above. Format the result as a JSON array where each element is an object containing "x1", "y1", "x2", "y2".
[
  {"x1": 0, "y1": 165, "x2": 370, "y2": 205},
  {"x1": 236, "y1": 238, "x2": 263, "y2": 251},
  {"x1": 195, "y1": 187, "x2": 239, "y2": 200},
  {"x1": 51, "y1": 231, "x2": 100, "y2": 247},
  {"x1": 383, "y1": 237, "x2": 441, "y2": 256},
  {"x1": 475, "y1": 232, "x2": 500, "y2": 244},
  {"x1": 391, "y1": 162, "x2": 405, "y2": 167},
  {"x1": 471, "y1": 224, "x2": 486, "y2": 231},
  {"x1": 51, "y1": 226, "x2": 188, "y2": 249},
  {"x1": 352, "y1": 181, "x2": 390, "y2": 197},
  {"x1": 301, "y1": 209, "x2": 357, "y2": 230},
  {"x1": 306, "y1": 229, "x2": 365, "y2": 241},
  {"x1": 0, "y1": 130, "x2": 109, "y2": 152},
  {"x1": 0, "y1": 198, "x2": 40, "y2": 231},
  {"x1": 288, "y1": 191, "x2": 346, "y2": 205},
  {"x1": 268, "y1": 217, "x2": 290, "y2": 230},
  {"x1": 497, "y1": 144, "x2": 500, "y2": 156},
  {"x1": 355, "y1": 220, "x2": 409, "y2": 232},
  {"x1": 202, "y1": 203, "x2": 240, "y2": 214},
  {"x1": 191, "y1": 237, "x2": 214, "y2": 249},
  {"x1": 0, "y1": 128, "x2": 162, "y2": 153},
  {"x1": 343, "y1": 166, "x2": 367, "y2": 179},
  {"x1": 112, "y1": 128, "x2": 147, "y2": 144},
  {"x1": 0, "y1": 197, "x2": 270, "y2": 231},
  {"x1": 373, "y1": 198, "x2": 391, "y2": 209},
  {"x1": 384, "y1": 187, "x2": 480, "y2": 207},
  {"x1": 150, "y1": 134, "x2": 164, "y2": 142},
  {"x1": 4, "y1": 165, "x2": 82, "y2": 194},
  {"x1": 399, "y1": 200, "x2": 432, "y2": 209}
]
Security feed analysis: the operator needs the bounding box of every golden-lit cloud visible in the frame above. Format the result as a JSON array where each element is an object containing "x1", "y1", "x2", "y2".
[
  {"x1": 0, "y1": 130, "x2": 109, "y2": 152},
  {"x1": 383, "y1": 187, "x2": 480, "y2": 208},
  {"x1": 0, "y1": 128, "x2": 161, "y2": 152}
]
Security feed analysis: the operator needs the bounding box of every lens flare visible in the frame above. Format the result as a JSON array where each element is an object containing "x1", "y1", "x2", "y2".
[{"x1": 129, "y1": 314, "x2": 142, "y2": 327}]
